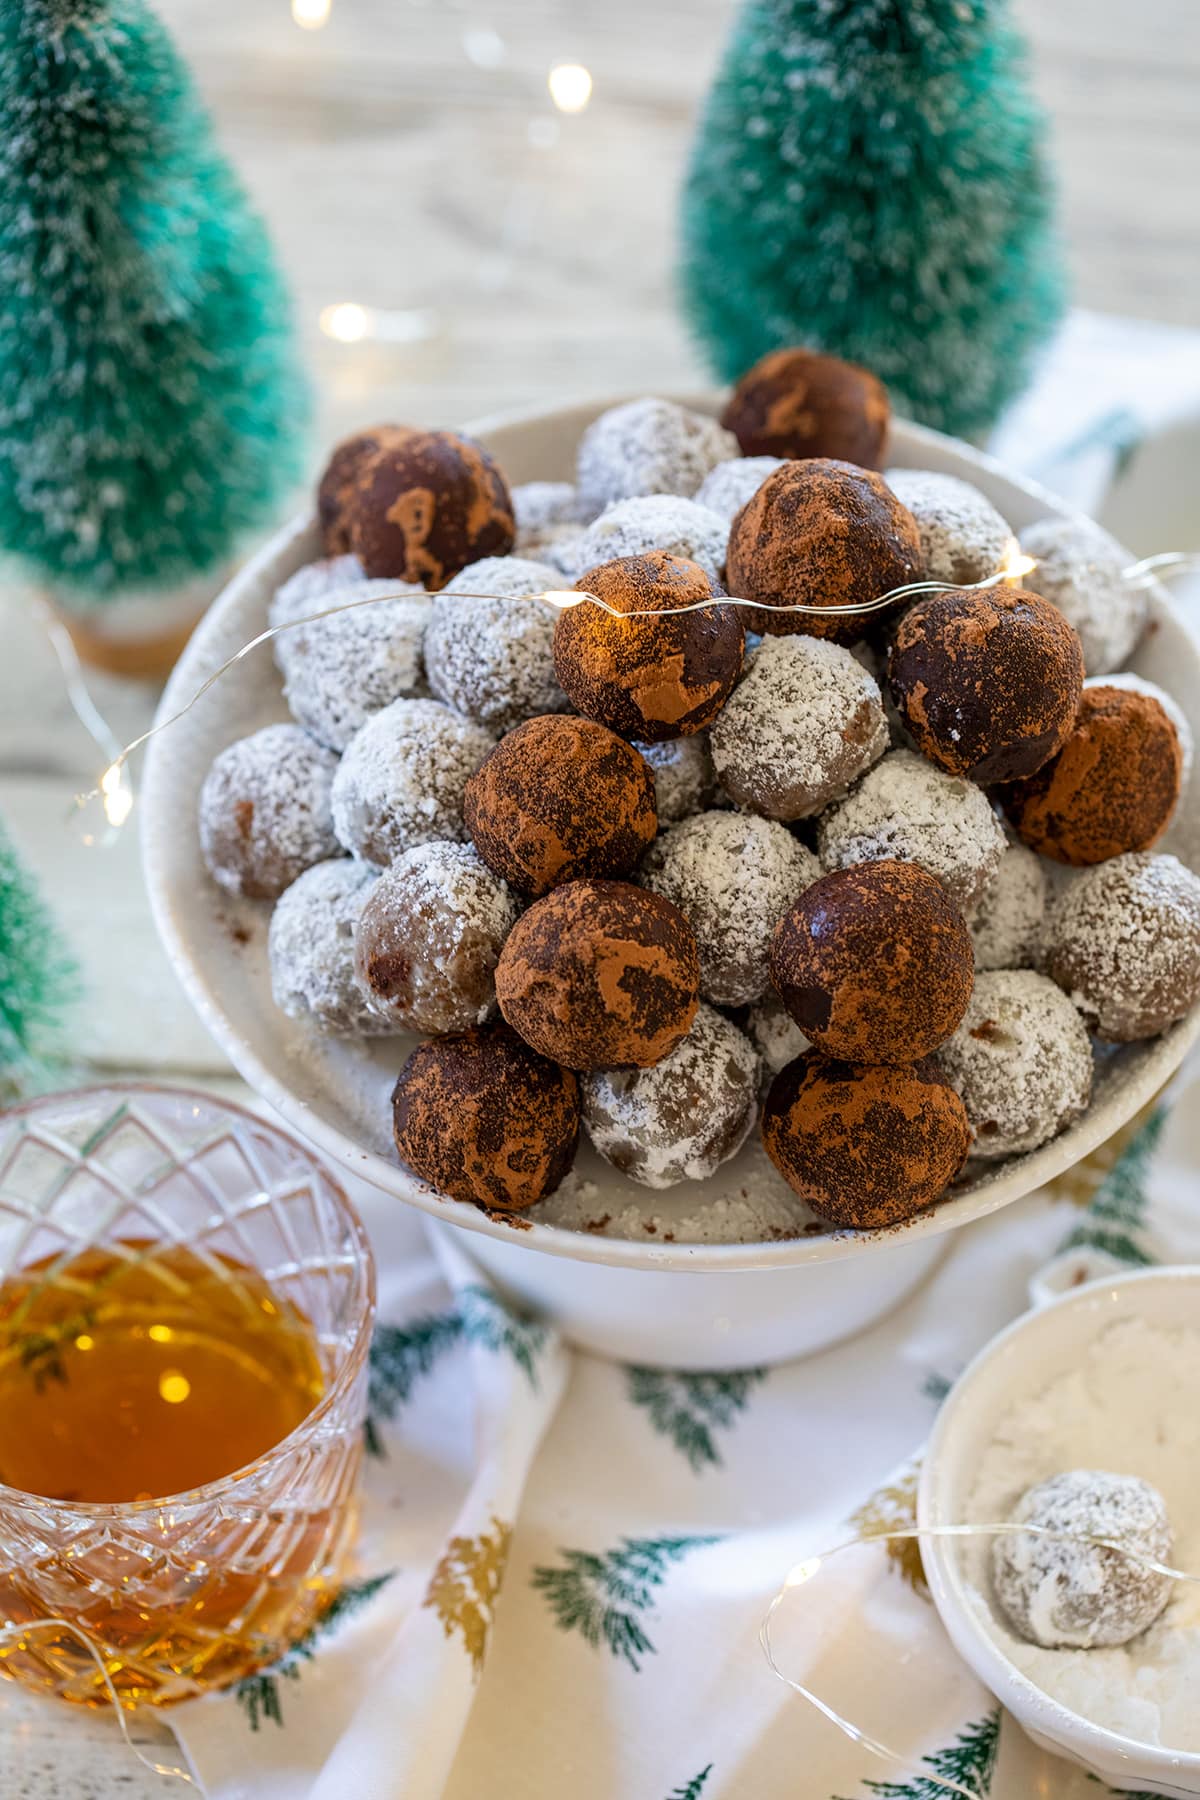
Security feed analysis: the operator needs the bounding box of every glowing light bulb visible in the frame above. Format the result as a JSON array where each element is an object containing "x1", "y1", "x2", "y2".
[
  {"x1": 291, "y1": 0, "x2": 330, "y2": 28},
  {"x1": 540, "y1": 589, "x2": 585, "y2": 610},
  {"x1": 158, "y1": 1371, "x2": 191, "y2": 1405},
  {"x1": 319, "y1": 302, "x2": 370, "y2": 343},
  {"x1": 100, "y1": 761, "x2": 132, "y2": 828},
  {"x1": 784, "y1": 1557, "x2": 822, "y2": 1589},
  {"x1": 999, "y1": 544, "x2": 1038, "y2": 584},
  {"x1": 548, "y1": 62, "x2": 592, "y2": 113}
]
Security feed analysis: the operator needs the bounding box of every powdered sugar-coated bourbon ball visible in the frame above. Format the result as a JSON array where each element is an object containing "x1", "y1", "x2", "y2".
[
  {"x1": 721, "y1": 348, "x2": 891, "y2": 467},
  {"x1": 725, "y1": 458, "x2": 923, "y2": 642},
  {"x1": 576, "y1": 398, "x2": 738, "y2": 514},
  {"x1": 347, "y1": 429, "x2": 515, "y2": 588},
  {"x1": 761, "y1": 1053, "x2": 971, "y2": 1228},
  {"x1": 937, "y1": 970, "x2": 1092, "y2": 1159},
  {"x1": 746, "y1": 991, "x2": 809, "y2": 1075},
  {"x1": 424, "y1": 556, "x2": 568, "y2": 732},
  {"x1": 270, "y1": 555, "x2": 365, "y2": 636},
  {"x1": 641, "y1": 810, "x2": 818, "y2": 1007},
  {"x1": 888, "y1": 587, "x2": 1085, "y2": 784},
  {"x1": 317, "y1": 425, "x2": 411, "y2": 554},
  {"x1": 1037, "y1": 852, "x2": 1200, "y2": 1041},
  {"x1": 277, "y1": 580, "x2": 432, "y2": 751},
  {"x1": 392, "y1": 1023, "x2": 580, "y2": 1211},
  {"x1": 818, "y1": 749, "x2": 1006, "y2": 910},
  {"x1": 511, "y1": 479, "x2": 590, "y2": 549},
  {"x1": 355, "y1": 841, "x2": 520, "y2": 1034},
  {"x1": 331, "y1": 698, "x2": 494, "y2": 867},
  {"x1": 555, "y1": 552, "x2": 744, "y2": 743},
  {"x1": 991, "y1": 1470, "x2": 1173, "y2": 1649},
  {"x1": 464, "y1": 715, "x2": 657, "y2": 897},
  {"x1": 581, "y1": 1003, "x2": 760, "y2": 1189},
  {"x1": 1000, "y1": 685, "x2": 1182, "y2": 865},
  {"x1": 1020, "y1": 515, "x2": 1148, "y2": 676},
  {"x1": 268, "y1": 860, "x2": 392, "y2": 1037},
  {"x1": 694, "y1": 456, "x2": 786, "y2": 522},
  {"x1": 635, "y1": 734, "x2": 719, "y2": 823},
  {"x1": 770, "y1": 862, "x2": 975, "y2": 1065},
  {"x1": 495, "y1": 879, "x2": 700, "y2": 1069},
  {"x1": 966, "y1": 835, "x2": 1047, "y2": 971},
  {"x1": 559, "y1": 494, "x2": 730, "y2": 586},
  {"x1": 199, "y1": 724, "x2": 340, "y2": 901},
  {"x1": 885, "y1": 470, "x2": 1014, "y2": 586},
  {"x1": 710, "y1": 633, "x2": 889, "y2": 820}
]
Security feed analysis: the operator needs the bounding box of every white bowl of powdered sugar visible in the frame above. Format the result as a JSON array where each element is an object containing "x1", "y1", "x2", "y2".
[{"x1": 919, "y1": 1267, "x2": 1200, "y2": 1797}]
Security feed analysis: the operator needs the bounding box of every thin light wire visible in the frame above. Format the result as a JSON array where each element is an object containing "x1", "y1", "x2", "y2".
[{"x1": 760, "y1": 1520, "x2": 1200, "y2": 1796}]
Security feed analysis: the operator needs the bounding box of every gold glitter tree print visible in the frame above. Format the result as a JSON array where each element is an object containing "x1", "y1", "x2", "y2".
[
  {"x1": 849, "y1": 1465, "x2": 927, "y2": 1597},
  {"x1": 424, "y1": 1515, "x2": 513, "y2": 1675}
]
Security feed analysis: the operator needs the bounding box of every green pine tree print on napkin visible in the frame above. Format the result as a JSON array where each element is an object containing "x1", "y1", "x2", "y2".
[
  {"x1": 1059, "y1": 1106, "x2": 1165, "y2": 1268},
  {"x1": 835, "y1": 1709, "x2": 1000, "y2": 1799},
  {"x1": 667, "y1": 1767, "x2": 714, "y2": 1799},
  {"x1": 626, "y1": 1367, "x2": 766, "y2": 1471},
  {"x1": 532, "y1": 1534, "x2": 719, "y2": 1671},
  {"x1": 234, "y1": 1573, "x2": 394, "y2": 1731}
]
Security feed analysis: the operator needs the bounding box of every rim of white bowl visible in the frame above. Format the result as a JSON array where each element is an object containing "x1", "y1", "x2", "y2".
[
  {"x1": 918, "y1": 1266, "x2": 1200, "y2": 1777},
  {"x1": 141, "y1": 399, "x2": 1200, "y2": 1274}
]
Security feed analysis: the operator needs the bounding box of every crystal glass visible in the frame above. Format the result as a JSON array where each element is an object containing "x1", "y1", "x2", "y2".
[{"x1": 0, "y1": 1084, "x2": 375, "y2": 1708}]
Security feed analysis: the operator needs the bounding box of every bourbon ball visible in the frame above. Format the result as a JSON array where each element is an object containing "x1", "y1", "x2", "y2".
[
  {"x1": 355, "y1": 842, "x2": 520, "y2": 1034},
  {"x1": 495, "y1": 879, "x2": 700, "y2": 1069},
  {"x1": 1037, "y1": 852, "x2": 1200, "y2": 1041},
  {"x1": 557, "y1": 494, "x2": 729, "y2": 586},
  {"x1": 464, "y1": 715, "x2": 657, "y2": 898},
  {"x1": 575, "y1": 398, "x2": 738, "y2": 514},
  {"x1": 392, "y1": 1023, "x2": 580, "y2": 1211},
  {"x1": 966, "y1": 833, "x2": 1047, "y2": 972},
  {"x1": 885, "y1": 470, "x2": 1014, "y2": 587},
  {"x1": 761, "y1": 1053, "x2": 971, "y2": 1229},
  {"x1": 725, "y1": 459, "x2": 923, "y2": 643},
  {"x1": 1000, "y1": 685, "x2": 1182, "y2": 865},
  {"x1": 770, "y1": 862, "x2": 975, "y2": 1065},
  {"x1": 269, "y1": 860, "x2": 393, "y2": 1037},
  {"x1": 936, "y1": 970, "x2": 1093, "y2": 1159},
  {"x1": 199, "y1": 723, "x2": 340, "y2": 901},
  {"x1": 317, "y1": 425, "x2": 411, "y2": 554},
  {"x1": 721, "y1": 348, "x2": 891, "y2": 468},
  {"x1": 888, "y1": 588, "x2": 1085, "y2": 784},
  {"x1": 694, "y1": 456, "x2": 785, "y2": 523},
  {"x1": 1020, "y1": 515, "x2": 1148, "y2": 676},
  {"x1": 425, "y1": 556, "x2": 568, "y2": 733},
  {"x1": 347, "y1": 429, "x2": 515, "y2": 588},
  {"x1": 331, "y1": 698, "x2": 495, "y2": 867},
  {"x1": 554, "y1": 552, "x2": 745, "y2": 743}
]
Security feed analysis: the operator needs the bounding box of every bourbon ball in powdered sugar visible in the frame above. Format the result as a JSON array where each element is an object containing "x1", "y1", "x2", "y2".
[
  {"x1": 424, "y1": 556, "x2": 568, "y2": 732},
  {"x1": 966, "y1": 834, "x2": 1047, "y2": 972},
  {"x1": 199, "y1": 724, "x2": 340, "y2": 902},
  {"x1": 1020, "y1": 514, "x2": 1148, "y2": 676},
  {"x1": 270, "y1": 555, "x2": 366, "y2": 637},
  {"x1": 635, "y1": 734, "x2": 719, "y2": 824},
  {"x1": 641, "y1": 810, "x2": 818, "y2": 1008},
  {"x1": 885, "y1": 470, "x2": 1014, "y2": 587},
  {"x1": 268, "y1": 860, "x2": 393, "y2": 1037},
  {"x1": 694, "y1": 456, "x2": 785, "y2": 523},
  {"x1": 354, "y1": 841, "x2": 520, "y2": 1034},
  {"x1": 575, "y1": 398, "x2": 738, "y2": 515},
  {"x1": 581, "y1": 1003, "x2": 760, "y2": 1189},
  {"x1": 277, "y1": 580, "x2": 432, "y2": 751},
  {"x1": 559, "y1": 494, "x2": 730, "y2": 586},
  {"x1": 937, "y1": 969, "x2": 1093, "y2": 1159},
  {"x1": 1037, "y1": 852, "x2": 1200, "y2": 1041},
  {"x1": 746, "y1": 990, "x2": 810, "y2": 1077},
  {"x1": 711, "y1": 633, "x2": 889, "y2": 820},
  {"x1": 331, "y1": 698, "x2": 494, "y2": 867}
]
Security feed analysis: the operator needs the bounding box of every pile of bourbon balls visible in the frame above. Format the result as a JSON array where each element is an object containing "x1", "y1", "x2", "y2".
[{"x1": 198, "y1": 349, "x2": 1200, "y2": 1235}]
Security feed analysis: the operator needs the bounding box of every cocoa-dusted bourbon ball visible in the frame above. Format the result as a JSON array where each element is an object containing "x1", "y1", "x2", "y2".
[
  {"x1": 317, "y1": 424, "x2": 411, "y2": 554},
  {"x1": 392, "y1": 1024, "x2": 580, "y2": 1212},
  {"x1": 465, "y1": 715, "x2": 657, "y2": 898},
  {"x1": 1000, "y1": 685, "x2": 1182, "y2": 865},
  {"x1": 347, "y1": 429, "x2": 515, "y2": 588},
  {"x1": 722, "y1": 348, "x2": 891, "y2": 468},
  {"x1": 555, "y1": 552, "x2": 744, "y2": 742},
  {"x1": 495, "y1": 879, "x2": 700, "y2": 1069},
  {"x1": 888, "y1": 588, "x2": 1085, "y2": 784},
  {"x1": 761, "y1": 1053, "x2": 972, "y2": 1229},
  {"x1": 726, "y1": 459, "x2": 922, "y2": 642},
  {"x1": 770, "y1": 862, "x2": 974, "y2": 1064}
]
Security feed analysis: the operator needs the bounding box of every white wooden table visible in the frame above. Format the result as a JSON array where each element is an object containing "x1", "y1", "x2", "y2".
[{"x1": 2, "y1": 0, "x2": 1199, "y2": 1791}]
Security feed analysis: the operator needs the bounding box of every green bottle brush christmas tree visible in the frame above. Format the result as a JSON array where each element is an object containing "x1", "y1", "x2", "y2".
[
  {"x1": 681, "y1": 0, "x2": 1065, "y2": 438},
  {"x1": 0, "y1": 0, "x2": 309, "y2": 608},
  {"x1": 0, "y1": 819, "x2": 76, "y2": 1099}
]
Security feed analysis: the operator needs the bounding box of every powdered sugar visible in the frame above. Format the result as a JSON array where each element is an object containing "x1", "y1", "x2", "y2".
[
  {"x1": 581, "y1": 1003, "x2": 760, "y2": 1189},
  {"x1": 711, "y1": 633, "x2": 889, "y2": 819},
  {"x1": 278, "y1": 580, "x2": 432, "y2": 750},
  {"x1": 199, "y1": 723, "x2": 340, "y2": 901},
  {"x1": 964, "y1": 1314, "x2": 1200, "y2": 1749},
  {"x1": 937, "y1": 969, "x2": 1093, "y2": 1159},
  {"x1": 268, "y1": 859, "x2": 394, "y2": 1036},
  {"x1": 269, "y1": 554, "x2": 365, "y2": 635},
  {"x1": 818, "y1": 748, "x2": 1006, "y2": 909},
  {"x1": 746, "y1": 989, "x2": 809, "y2": 1076},
  {"x1": 966, "y1": 834, "x2": 1047, "y2": 971},
  {"x1": 641, "y1": 809, "x2": 819, "y2": 1006},
  {"x1": 576, "y1": 398, "x2": 738, "y2": 513},
  {"x1": 885, "y1": 469, "x2": 1013, "y2": 585},
  {"x1": 1021, "y1": 514, "x2": 1147, "y2": 675},
  {"x1": 694, "y1": 455, "x2": 784, "y2": 521},
  {"x1": 331, "y1": 698, "x2": 495, "y2": 867},
  {"x1": 511, "y1": 480, "x2": 593, "y2": 566},
  {"x1": 559, "y1": 493, "x2": 730, "y2": 585},
  {"x1": 425, "y1": 556, "x2": 567, "y2": 731},
  {"x1": 635, "y1": 734, "x2": 719, "y2": 823}
]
